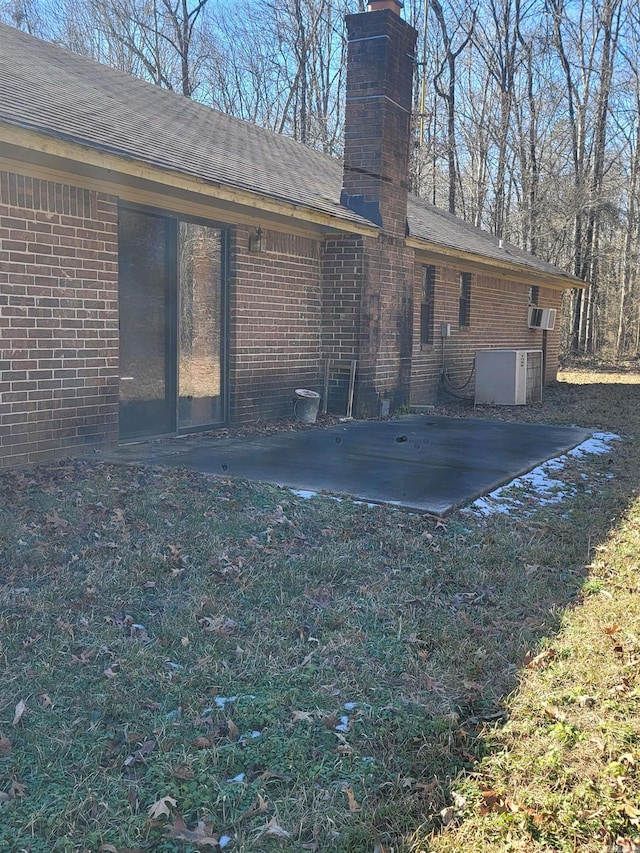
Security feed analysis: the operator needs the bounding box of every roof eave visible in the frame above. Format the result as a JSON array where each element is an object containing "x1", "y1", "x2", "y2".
[
  {"x1": 0, "y1": 120, "x2": 379, "y2": 237},
  {"x1": 407, "y1": 237, "x2": 587, "y2": 290}
]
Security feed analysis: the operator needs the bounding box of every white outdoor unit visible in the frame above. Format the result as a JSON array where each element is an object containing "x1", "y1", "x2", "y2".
[
  {"x1": 475, "y1": 349, "x2": 543, "y2": 405},
  {"x1": 528, "y1": 306, "x2": 557, "y2": 330}
]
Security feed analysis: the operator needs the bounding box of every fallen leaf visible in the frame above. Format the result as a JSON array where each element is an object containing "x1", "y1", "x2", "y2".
[
  {"x1": 130, "y1": 624, "x2": 150, "y2": 642},
  {"x1": 12, "y1": 700, "x2": 26, "y2": 726},
  {"x1": 240, "y1": 793, "x2": 268, "y2": 820},
  {"x1": 617, "y1": 838, "x2": 640, "y2": 853},
  {"x1": 56, "y1": 617, "x2": 74, "y2": 636},
  {"x1": 22, "y1": 633, "x2": 42, "y2": 648},
  {"x1": 71, "y1": 649, "x2": 96, "y2": 665},
  {"x1": 172, "y1": 765, "x2": 195, "y2": 780},
  {"x1": 415, "y1": 780, "x2": 439, "y2": 794},
  {"x1": 165, "y1": 815, "x2": 220, "y2": 847},
  {"x1": 603, "y1": 622, "x2": 620, "y2": 635},
  {"x1": 343, "y1": 785, "x2": 361, "y2": 813},
  {"x1": 193, "y1": 736, "x2": 214, "y2": 749},
  {"x1": 616, "y1": 800, "x2": 640, "y2": 822},
  {"x1": 479, "y1": 789, "x2": 509, "y2": 815},
  {"x1": 261, "y1": 817, "x2": 290, "y2": 838},
  {"x1": 523, "y1": 648, "x2": 556, "y2": 669},
  {"x1": 440, "y1": 806, "x2": 455, "y2": 825},
  {"x1": 104, "y1": 666, "x2": 119, "y2": 679},
  {"x1": 124, "y1": 739, "x2": 156, "y2": 767},
  {"x1": 227, "y1": 718, "x2": 240, "y2": 740},
  {"x1": 148, "y1": 795, "x2": 177, "y2": 820},
  {"x1": 199, "y1": 616, "x2": 238, "y2": 636},
  {"x1": 292, "y1": 710, "x2": 315, "y2": 724},
  {"x1": 8, "y1": 780, "x2": 26, "y2": 799},
  {"x1": 0, "y1": 735, "x2": 12, "y2": 756},
  {"x1": 543, "y1": 705, "x2": 564, "y2": 721},
  {"x1": 127, "y1": 785, "x2": 139, "y2": 813},
  {"x1": 321, "y1": 712, "x2": 339, "y2": 729}
]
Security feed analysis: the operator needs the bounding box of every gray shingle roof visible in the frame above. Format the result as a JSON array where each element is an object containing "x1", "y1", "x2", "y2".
[
  {"x1": 0, "y1": 22, "x2": 579, "y2": 284},
  {"x1": 407, "y1": 195, "x2": 578, "y2": 281}
]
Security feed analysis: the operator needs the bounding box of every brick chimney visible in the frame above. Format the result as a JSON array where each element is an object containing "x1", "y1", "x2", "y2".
[{"x1": 341, "y1": 1, "x2": 417, "y2": 237}]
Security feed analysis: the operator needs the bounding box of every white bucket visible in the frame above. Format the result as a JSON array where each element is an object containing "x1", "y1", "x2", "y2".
[{"x1": 294, "y1": 389, "x2": 321, "y2": 424}]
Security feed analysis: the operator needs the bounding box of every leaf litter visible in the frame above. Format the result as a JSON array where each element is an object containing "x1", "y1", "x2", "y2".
[{"x1": 1, "y1": 369, "x2": 639, "y2": 852}]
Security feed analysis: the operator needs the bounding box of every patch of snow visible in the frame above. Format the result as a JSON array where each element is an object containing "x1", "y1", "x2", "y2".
[
  {"x1": 289, "y1": 489, "x2": 318, "y2": 499},
  {"x1": 568, "y1": 432, "x2": 620, "y2": 458},
  {"x1": 214, "y1": 695, "x2": 238, "y2": 708},
  {"x1": 227, "y1": 773, "x2": 245, "y2": 784},
  {"x1": 465, "y1": 431, "x2": 619, "y2": 519},
  {"x1": 335, "y1": 715, "x2": 350, "y2": 732}
]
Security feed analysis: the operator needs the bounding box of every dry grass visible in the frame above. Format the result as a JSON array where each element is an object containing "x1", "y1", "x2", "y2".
[{"x1": 1, "y1": 366, "x2": 640, "y2": 853}]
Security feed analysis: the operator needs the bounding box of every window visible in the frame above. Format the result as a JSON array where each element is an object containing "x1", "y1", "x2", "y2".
[
  {"x1": 420, "y1": 265, "x2": 436, "y2": 346},
  {"x1": 529, "y1": 285, "x2": 539, "y2": 305},
  {"x1": 459, "y1": 272, "x2": 472, "y2": 328}
]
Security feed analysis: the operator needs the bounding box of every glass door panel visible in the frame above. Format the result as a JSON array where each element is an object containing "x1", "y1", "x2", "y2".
[
  {"x1": 119, "y1": 208, "x2": 175, "y2": 439},
  {"x1": 178, "y1": 222, "x2": 224, "y2": 429}
]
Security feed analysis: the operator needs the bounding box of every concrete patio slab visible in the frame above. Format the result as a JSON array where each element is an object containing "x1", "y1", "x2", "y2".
[{"x1": 99, "y1": 415, "x2": 592, "y2": 515}]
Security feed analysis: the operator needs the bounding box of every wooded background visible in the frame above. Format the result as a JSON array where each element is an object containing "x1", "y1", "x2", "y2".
[{"x1": 3, "y1": 0, "x2": 639, "y2": 360}]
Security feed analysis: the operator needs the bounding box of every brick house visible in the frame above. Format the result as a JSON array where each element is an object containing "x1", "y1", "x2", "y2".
[{"x1": 0, "y1": 1, "x2": 582, "y2": 467}]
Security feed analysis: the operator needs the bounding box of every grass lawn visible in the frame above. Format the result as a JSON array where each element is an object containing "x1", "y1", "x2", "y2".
[{"x1": 1, "y1": 366, "x2": 640, "y2": 853}]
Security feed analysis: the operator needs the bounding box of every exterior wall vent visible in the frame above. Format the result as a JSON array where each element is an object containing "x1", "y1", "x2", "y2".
[
  {"x1": 528, "y1": 306, "x2": 557, "y2": 330},
  {"x1": 475, "y1": 349, "x2": 543, "y2": 405}
]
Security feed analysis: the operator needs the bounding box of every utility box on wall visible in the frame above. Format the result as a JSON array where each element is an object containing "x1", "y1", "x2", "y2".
[{"x1": 475, "y1": 349, "x2": 543, "y2": 405}]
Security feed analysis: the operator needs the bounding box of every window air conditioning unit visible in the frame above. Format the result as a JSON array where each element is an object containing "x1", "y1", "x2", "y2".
[
  {"x1": 528, "y1": 306, "x2": 556, "y2": 330},
  {"x1": 475, "y1": 349, "x2": 543, "y2": 405}
]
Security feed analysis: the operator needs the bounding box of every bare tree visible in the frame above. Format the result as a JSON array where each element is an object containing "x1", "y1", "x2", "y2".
[
  {"x1": 430, "y1": 0, "x2": 476, "y2": 214},
  {"x1": 472, "y1": 0, "x2": 524, "y2": 237}
]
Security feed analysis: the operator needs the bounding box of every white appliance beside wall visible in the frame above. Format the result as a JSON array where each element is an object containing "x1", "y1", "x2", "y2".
[{"x1": 474, "y1": 349, "x2": 544, "y2": 405}]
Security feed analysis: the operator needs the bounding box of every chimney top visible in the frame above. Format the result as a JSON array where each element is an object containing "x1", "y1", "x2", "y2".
[{"x1": 367, "y1": 0, "x2": 403, "y2": 13}]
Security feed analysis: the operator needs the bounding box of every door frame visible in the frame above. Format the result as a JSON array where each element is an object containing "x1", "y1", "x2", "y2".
[{"x1": 118, "y1": 202, "x2": 229, "y2": 440}]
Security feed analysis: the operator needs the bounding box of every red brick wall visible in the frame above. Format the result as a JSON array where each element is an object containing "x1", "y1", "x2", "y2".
[
  {"x1": 0, "y1": 170, "x2": 118, "y2": 467},
  {"x1": 357, "y1": 233, "x2": 414, "y2": 415},
  {"x1": 321, "y1": 235, "x2": 363, "y2": 360},
  {"x1": 229, "y1": 225, "x2": 322, "y2": 422},
  {"x1": 321, "y1": 232, "x2": 414, "y2": 416},
  {"x1": 410, "y1": 258, "x2": 563, "y2": 404}
]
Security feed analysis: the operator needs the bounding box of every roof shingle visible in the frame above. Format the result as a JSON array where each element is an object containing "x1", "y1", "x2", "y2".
[{"x1": 0, "y1": 22, "x2": 579, "y2": 284}]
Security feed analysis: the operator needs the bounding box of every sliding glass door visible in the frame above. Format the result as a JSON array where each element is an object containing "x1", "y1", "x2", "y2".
[
  {"x1": 118, "y1": 208, "x2": 175, "y2": 439},
  {"x1": 178, "y1": 222, "x2": 225, "y2": 429},
  {"x1": 118, "y1": 207, "x2": 226, "y2": 440}
]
